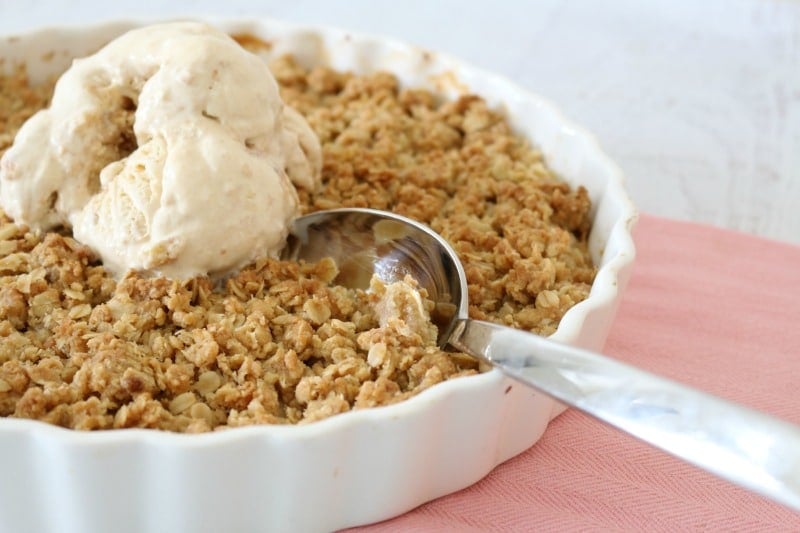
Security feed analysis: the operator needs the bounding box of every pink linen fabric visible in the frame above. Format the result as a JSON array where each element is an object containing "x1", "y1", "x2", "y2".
[{"x1": 348, "y1": 214, "x2": 800, "y2": 532}]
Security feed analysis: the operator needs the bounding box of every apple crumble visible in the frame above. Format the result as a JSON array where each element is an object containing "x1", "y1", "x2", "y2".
[{"x1": 0, "y1": 40, "x2": 594, "y2": 432}]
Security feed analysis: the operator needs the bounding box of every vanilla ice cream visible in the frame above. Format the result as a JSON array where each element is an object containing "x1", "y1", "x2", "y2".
[{"x1": 0, "y1": 22, "x2": 322, "y2": 279}]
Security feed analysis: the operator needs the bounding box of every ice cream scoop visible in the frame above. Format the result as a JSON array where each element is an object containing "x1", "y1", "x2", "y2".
[
  {"x1": 284, "y1": 207, "x2": 800, "y2": 513},
  {"x1": 0, "y1": 21, "x2": 321, "y2": 279}
]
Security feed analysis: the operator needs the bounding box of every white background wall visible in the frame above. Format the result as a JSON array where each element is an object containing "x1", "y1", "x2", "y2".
[{"x1": 2, "y1": 0, "x2": 798, "y2": 244}]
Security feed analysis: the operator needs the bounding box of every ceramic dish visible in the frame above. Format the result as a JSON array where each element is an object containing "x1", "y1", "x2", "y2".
[{"x1": 0, "y1": 18, "x2": 637, "y2": 533}]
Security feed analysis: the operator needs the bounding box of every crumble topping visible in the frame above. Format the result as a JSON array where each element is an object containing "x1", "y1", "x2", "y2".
[{"x1": 0, "y1": 38, "x2": 595, "y2": 431}]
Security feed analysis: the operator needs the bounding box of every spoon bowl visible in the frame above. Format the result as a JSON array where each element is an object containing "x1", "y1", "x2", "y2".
[
  {"x1": 284, "y1": 208, "x2": 468, "y2": 345},
  {"x1": 285, "y1": 207, "x2": 800, "y2": 512}
]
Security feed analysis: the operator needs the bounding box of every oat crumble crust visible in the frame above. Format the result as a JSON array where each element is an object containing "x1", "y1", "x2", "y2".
[{"x1": 0, "y1": 41, "x2": 595, "y2": 432}]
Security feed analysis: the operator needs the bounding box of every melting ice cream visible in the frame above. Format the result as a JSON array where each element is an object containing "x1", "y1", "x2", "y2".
[{"x1": 0, "y1": 21, "x2": 321, "y2": 279}]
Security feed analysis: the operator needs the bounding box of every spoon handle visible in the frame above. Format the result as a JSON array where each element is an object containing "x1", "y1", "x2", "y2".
[{"x1": 449, "y1": 318, "x2": 800, "y2": 512}]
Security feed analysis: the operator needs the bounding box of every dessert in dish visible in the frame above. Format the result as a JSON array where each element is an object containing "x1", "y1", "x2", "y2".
[
  {"x1": 0, "y1": 22, "x2": 595, "y2": 432},
  {"x1": 0, "y1": 19, "x2": 638, "y2": 533}
]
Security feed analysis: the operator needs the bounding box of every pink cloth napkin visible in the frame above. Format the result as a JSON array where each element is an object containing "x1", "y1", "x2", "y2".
[{"x1": 348, "y1": 214, "x2": 800, "y2": 531}]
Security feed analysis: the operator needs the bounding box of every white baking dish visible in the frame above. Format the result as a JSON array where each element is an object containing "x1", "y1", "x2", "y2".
[{"x1": 0, "y1": 18, "x2": 636, "y2": 533}]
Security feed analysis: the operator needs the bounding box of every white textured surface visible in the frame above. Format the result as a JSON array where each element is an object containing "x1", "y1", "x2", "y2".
[{"x1": 0, "y1": 0, "x2": 798, "y2": 244}]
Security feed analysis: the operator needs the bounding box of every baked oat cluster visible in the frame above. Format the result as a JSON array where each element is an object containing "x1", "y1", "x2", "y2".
[{"x1": 0, "y1": 39, "x2": 595, "y2": 432}]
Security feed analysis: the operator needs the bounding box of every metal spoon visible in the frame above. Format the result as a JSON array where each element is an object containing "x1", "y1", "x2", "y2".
[{"x1": 283, "y1": 207, "x2": 800, "y2": 512}]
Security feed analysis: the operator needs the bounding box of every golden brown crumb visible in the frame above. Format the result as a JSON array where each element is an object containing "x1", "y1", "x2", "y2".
[
  {"x1": 0, "y1": 40, "x2": 594, "y2": 432},
  {"x1": 0, "y1": 65, "x2": 54, "y2": 158},
  {"x1": 268, "y1": 55, "x2": 595, "y2": 333},
  {"x1": 0, "y1": 229, "x2": 478, "y2": 431}
]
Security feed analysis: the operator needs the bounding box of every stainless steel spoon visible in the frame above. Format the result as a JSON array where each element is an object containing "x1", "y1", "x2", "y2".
[{"x1": 283, "y1": 207, "x2": 800, "y2": 512}]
